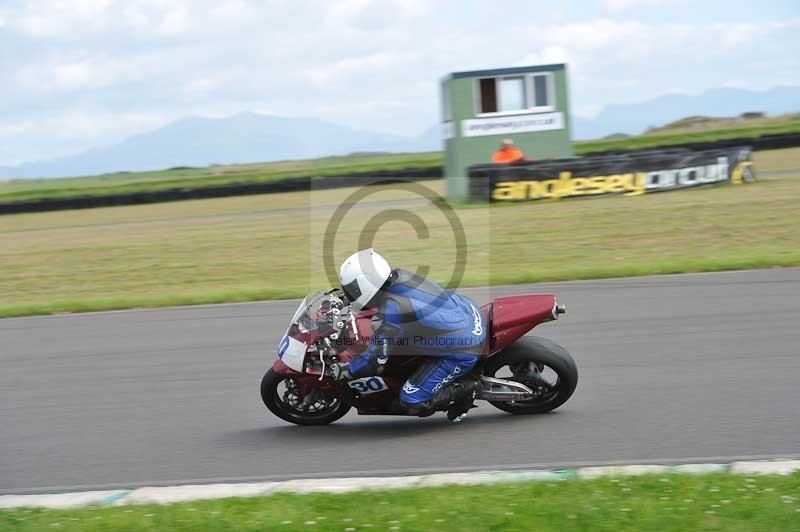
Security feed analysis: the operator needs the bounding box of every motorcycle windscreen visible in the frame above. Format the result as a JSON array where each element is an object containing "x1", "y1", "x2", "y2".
[
  {"x1": 277, "y1": 332, "x2": 307, "y2": 372},
  {"x1": 290, "y1": 296, "x2": 310, "y2": 325}
]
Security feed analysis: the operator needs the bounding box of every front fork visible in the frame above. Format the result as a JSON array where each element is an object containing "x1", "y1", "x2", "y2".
[{"x1": 287, "y1": 371, "x2": 355, "y2": 408}]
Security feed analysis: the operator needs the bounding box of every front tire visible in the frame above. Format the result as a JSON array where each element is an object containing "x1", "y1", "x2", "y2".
[
  {"x1": 483, "y1": 336, "x2": 578, "y2": 415},
  {"x1": 261, "y1": 369, "x2": 351, "y2": 426}
]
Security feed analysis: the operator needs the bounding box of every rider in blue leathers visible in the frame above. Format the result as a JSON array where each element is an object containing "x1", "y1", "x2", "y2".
[{"x1": 330, "y1": 249, "x2": 485, "y2": 421}]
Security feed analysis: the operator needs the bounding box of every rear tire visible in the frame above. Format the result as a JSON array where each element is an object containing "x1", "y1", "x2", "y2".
[
  {"x1": 483, "y1": 336, "x2": 578, "y2": 415},
  {"x1": 261, "y1": 369, "x2": 351, "y2": 426}
]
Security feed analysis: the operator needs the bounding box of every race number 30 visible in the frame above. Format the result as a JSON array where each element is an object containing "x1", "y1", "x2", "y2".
[{"x1": 347, "y1": 376, "x2": 389, "y2": 395}]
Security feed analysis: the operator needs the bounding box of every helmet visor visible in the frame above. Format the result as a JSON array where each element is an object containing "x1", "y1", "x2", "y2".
[{"x1": 342, "y1": 279, "x2": 362, "y2": 303}]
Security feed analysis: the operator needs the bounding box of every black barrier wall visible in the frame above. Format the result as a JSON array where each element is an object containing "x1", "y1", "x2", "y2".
[
  {"x1": 0, "y1": 168, "x2": 441, "y2": 215},
  {"x1": 1, "y1": 132, "x2": 794, "y2": 214},
  {"x1": 469, "y1": 146, "x2": 755, "y2": 202}
]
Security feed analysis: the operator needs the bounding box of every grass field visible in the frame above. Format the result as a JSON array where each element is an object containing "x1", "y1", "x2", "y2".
[
  {"x1": 1, "y1": 148, "x2": 799, "y2": 318},
  {"x1": 1, "y1": 115, "x2": 798, "y2": 204},
  {"x1": 2, "y1": 473, "x2": 799, "y2": 531}
]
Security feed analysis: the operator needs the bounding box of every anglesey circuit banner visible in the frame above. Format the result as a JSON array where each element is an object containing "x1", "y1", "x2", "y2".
[{"x1": 468, "y1": 146, "x2": 755, "y2": 202}]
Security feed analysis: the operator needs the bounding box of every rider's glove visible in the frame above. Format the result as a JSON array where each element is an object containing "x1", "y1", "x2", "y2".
[{"x1": 326, "y1": 362, "x2": 352, "y2": 381}]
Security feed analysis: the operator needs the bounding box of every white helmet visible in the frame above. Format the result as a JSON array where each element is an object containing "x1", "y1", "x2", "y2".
[{"x1": 339, "y1": 249, "x2": 392, "y2": 310}]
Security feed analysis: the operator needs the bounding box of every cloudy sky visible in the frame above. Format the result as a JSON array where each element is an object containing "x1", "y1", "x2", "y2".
[{"x1": 1, "y1": 0, "x2": 798, "y2": 166}]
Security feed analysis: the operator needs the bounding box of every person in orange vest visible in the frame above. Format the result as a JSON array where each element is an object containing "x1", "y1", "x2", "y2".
[{"x1": 491, "y1": 138, "x2": 525, "y2": 164}]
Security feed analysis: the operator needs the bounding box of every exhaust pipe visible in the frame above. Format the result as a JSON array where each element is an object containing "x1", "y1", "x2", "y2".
[{"x1": 551, "y1": 301, "x2": 567, "y2": 320}]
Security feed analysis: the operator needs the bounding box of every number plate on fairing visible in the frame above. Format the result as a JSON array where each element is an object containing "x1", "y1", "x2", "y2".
[
  {"x1": 277, "y1": 333, "x2": 306, "y2": 372},
  {"x1": 347, "y1": 376, "x2": 389, "y2": 395}
]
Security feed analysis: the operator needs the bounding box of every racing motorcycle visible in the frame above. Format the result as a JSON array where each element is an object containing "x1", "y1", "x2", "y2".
[{"x1": 261, "y1": 289, "x2": 577, "y2": 425}]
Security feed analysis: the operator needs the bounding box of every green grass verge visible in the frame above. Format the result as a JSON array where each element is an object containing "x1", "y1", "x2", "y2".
[
  {"x1": 1, "y1": 148, "x2": 798, "y2": 319},
  {"x1": 1, "y1": 256, "x2": 798, "y2": 320},
  {"x1": 2, "y1": 116, "x2": 799, "y2": 204},
  {"x1": 2, "y1": 473, "x2": 799, "y2": 531},
  {"x1": 0, "y1": 152, "x2": 444, "y2": 203}
]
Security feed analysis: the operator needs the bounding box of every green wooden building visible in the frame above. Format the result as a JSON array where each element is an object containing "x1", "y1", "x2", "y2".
[{"x1": 441, "y1": 63, "x2": 574, "y2": 201}]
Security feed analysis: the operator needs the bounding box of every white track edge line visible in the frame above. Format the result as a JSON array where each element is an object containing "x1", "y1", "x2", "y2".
[
  {"x1": 5, "y1": 452, "x2": 800, "y2": 495},
  {"x1": 1, "y1": 459, "x2": 798, "y2": 509}
]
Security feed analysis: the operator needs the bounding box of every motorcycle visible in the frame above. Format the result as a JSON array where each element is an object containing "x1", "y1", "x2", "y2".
[{"x1": 261, "y1": 289, "x2": 577, "y2": 425}]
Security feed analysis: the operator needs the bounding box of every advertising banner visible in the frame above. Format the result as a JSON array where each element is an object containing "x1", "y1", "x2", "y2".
[
  {"x1": 468, "y1": 146, "x2": 754, "y2": 202},
  {"x1": 461, "y1": 112, "x2": 564, "y2": 138}
]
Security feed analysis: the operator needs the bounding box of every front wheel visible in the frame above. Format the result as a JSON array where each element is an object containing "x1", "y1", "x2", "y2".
[
  {"x1": 261, "y1": 369, "x2": 351, "y2": 425},
  {"x1": 483, "y1": 336, "x2": 578, "y2": 415}
]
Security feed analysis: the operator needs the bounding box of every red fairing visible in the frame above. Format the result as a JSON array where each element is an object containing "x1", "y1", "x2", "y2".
[
  {"x1": 486, "y1": 294, "x2": 556, "y2": 353},
  {"x1": 272, "y1": 358, "x2": 302, "y2": 376}
]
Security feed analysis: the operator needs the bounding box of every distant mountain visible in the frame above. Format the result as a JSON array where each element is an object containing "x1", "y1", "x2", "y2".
[
  {"x1": 3, "y1": 86, "x2": 798, "y2": 179},
  {"x1": 572, "y1": 86, "x2": 800, "y2": 139},
  {"x1": 0, "y1": 112, "x2": 442, "y2": 180}
]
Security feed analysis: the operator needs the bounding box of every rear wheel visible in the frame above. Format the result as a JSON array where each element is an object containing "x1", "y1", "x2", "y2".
[
  {"x1": 261, "y1": 369, "x2": 351, "y2": 425},
  {"x1": 483, "y1": 336, "x2": 578, "y2": 414}
]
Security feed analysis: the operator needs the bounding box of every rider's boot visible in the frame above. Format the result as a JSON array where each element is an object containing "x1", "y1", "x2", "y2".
[
  {"x1": 394, "y1": 378, "x2": 479, "y2": 419},
  {"x1": 444, "y1": 378, "x2": 479, "y2": 422}
]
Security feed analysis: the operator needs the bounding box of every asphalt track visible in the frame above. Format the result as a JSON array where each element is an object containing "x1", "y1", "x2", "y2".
[{"x1": 2, "y1": 268, "x2": 799, "y2": 494}]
